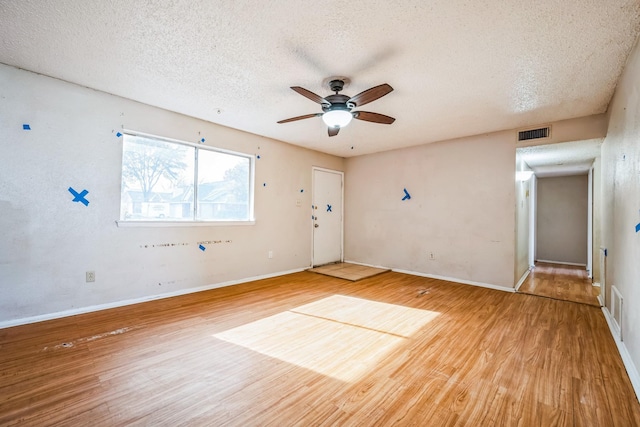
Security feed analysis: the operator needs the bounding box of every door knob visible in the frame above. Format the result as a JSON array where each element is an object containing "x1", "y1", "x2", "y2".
[{"x1": 314, "y1": 224, "x2": 319, "y2": 228}]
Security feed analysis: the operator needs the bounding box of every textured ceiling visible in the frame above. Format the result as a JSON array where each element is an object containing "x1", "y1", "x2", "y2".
[{"x1": 1, "y1": 1, "x2": 639, "y2": 158}]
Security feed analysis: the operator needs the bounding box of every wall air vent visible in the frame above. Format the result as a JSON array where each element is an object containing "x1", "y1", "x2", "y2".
[{"x1": 518, "y1": 126, "x2": 550, "y2": 142}]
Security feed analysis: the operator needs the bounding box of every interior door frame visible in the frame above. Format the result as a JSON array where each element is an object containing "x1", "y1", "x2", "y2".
[
  {"x1": 311, "y1": 166, "x2": 344, "y2": 267},
  {"x1": 587, "y1": 166, "x2": 593, "y2": 278}
]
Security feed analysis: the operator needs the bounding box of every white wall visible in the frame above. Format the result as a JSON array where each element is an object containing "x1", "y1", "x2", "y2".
[
  {"x1": 344, "y1": 132, "x2": 516, "y2": 289},
  {"x1": 536, "y1": 175, "x2": 588, "y2": 265},
  {"x1": 601, "y1": 33, "x2": 640, "y2": 384},
  {"x1": 0, "y1": 64, "x2": 343, "y2": 324}
]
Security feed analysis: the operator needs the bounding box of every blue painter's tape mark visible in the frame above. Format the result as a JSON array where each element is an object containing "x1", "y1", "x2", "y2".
[
  {"x1": 604, "y1": 249, "x2": 608, "y2": 257},
  {"x1": 116, "y1": 132, "x2": 122, "y2": 137},
  {"x1": 327, "y1": 204, "x2": 332, "y2": 212},
  {"x1": 257, "y1": 155, "x2": 261, "y2": 159},
  {"x1": 300, "y1": 189, "x2": 304, "y2": 193},
  {"x1": 636, "y1": 223, "x2": 640, "y2": 233},
  {"x1": 263, "y1": 182, "x2": 266, "y2": 187},
  {"x1": 402, "y1": 188, "x2": 411, "y2": 201},
  {"x1": 23, "y1": 124, "x2": 31, "y2": 130},
  {"x1": 201, "y1": 138, "x2": 205, "y2": 143},
  {"x1": 68, "y1": 187, "x2": 89, "y2": 206},
  {"x1": 199, "y1": 244, "x2": 206, "y2": 251}
]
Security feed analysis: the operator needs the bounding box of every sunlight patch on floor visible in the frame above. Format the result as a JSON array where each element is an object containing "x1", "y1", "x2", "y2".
[{"x1": 213, "y1": 295, "x2": 439, "y2": 382}]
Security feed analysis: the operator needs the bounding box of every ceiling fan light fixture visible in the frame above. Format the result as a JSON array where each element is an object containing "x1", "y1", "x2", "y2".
[{"x1": 322, "y1": 109, "x2": 353, "y2": 128}]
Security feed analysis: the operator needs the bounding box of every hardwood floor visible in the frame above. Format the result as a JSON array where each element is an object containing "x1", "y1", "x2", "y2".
[
  {"x1": 1, "y1": 271, "x2": 638, "y2": 426},
  {"x1": 518, "y1": 262, "x2": 600, "y2": 306}
]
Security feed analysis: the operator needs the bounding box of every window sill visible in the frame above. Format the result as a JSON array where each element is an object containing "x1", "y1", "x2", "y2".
[{"x1": 115, "y1": 220, "x2": 256, "y2": 228}]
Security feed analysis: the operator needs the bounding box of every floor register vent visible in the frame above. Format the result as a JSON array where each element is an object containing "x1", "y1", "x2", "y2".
[{"x1": 611, "y1": 285, "x2": 623, "y2": 340}]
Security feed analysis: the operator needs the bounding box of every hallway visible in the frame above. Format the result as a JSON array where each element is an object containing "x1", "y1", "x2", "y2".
[{"x1": 518, "y1": 262, "x2": 600, "y2": 307}]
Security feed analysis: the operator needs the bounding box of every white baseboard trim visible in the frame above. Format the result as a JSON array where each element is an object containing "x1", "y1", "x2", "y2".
[
  {"x1": 344, "y1": 260, "x2": 515, "y2": 293},
  {"x1": 515, "y1": 268, "x2": 531, "y2": 292},
  {"x1": 593, "y1": 282, "x2": 601, "y2": 288},
  {"x1": 392, "y1": 268, "x2": 515, "y2": 293},
  {"x1": 0, "y1": 268, "x2": 306, "y2": 330},
  {"x1": 602, "y1": 306, "x2": 640, "y2": 403},
  {"x1": 536, "y1": 259, "x2": 587, "y2": 267},
  {"x1": 343, "y1": 259, "x2": 392, "y2": 270},
  {"x1": 597, "y1": 293, "x2": 604, "y2": 307}
]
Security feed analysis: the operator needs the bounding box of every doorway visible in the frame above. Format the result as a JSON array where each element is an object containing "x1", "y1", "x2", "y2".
[
  {"x1": 516, "y1": 140, "x2": 602, "y2": 306},
  {"x1": 312, "y1": 167, "x2": 343, "y2": 266},
  {"x1": 524, "y1": 173, "x2": 598, "y2": 306}
]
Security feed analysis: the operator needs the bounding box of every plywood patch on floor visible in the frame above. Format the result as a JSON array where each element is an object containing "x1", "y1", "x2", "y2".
[{"x1": 307, "y1": 262, "x2": 390, "y2": 281}]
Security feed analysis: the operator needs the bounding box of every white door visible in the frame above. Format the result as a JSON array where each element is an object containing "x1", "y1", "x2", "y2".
[{"x1": 312, "y1": 168, "x2": 343, "y2": 266}]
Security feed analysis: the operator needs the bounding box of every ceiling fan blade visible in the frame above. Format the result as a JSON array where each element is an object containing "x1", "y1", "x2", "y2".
[
  {"x1": 348, "y1": 83, "x2": 393, "y2": 107},
  {"x1": 353, "y1": 111, "x2": 396, "y2": 124},
  {"x1": 277, "y1": 113, "x2": 322, "y2": 124},
  {"x1": 328, "y1": 126, "x2": 340, "y2": 137},
  {"x1": 290, "y1": 86, "x2": 330, "y2": 105}
]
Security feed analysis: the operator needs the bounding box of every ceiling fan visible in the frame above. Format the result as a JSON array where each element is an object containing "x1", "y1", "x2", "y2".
[{"x1": 277, "y1": 79, "x2": 395, "y2": 137}]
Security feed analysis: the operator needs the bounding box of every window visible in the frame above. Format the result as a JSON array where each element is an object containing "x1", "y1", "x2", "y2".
[{"x1": 120, "y1": 132, "x2": 254, "y2": 222}]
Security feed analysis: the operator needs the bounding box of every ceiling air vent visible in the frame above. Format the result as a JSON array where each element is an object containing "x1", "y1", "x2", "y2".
[{"x1": 518, "y1": 126, "x2": 550, "y2": 142}]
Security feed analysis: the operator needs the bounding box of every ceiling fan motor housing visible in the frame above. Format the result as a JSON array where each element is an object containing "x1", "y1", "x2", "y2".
[{"x1": 323, "y1": 94, "x2": 353, "y2": 112}]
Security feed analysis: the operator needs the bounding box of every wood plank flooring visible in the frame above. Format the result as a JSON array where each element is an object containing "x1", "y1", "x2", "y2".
[
  {"x1": 1, "y1": 271, "x2": 638, "y2": 426},
  {"x1": 518, "y1": 262, "x2": 600, "y2": 306}
]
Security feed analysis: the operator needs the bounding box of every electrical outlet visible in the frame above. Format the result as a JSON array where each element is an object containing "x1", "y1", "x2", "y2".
[
  {"x1": 268, "y1": 250, "x2": 273, "y2": 259},
  {"x1": 429, "y1": 252, "x2": 436, "y2": 260},
  {"x1": 86, "y1": 271, "x2": 95, "y2": 282},
  {"x1": 296, "y1": 199, "x2": 301, "y2": 207}
]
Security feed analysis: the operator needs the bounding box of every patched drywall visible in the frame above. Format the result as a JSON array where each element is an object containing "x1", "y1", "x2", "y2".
[
  {"x1": 344, "y1": 132, "x2": 516, "y2": 289},
  {"x1": 0, "y1": 64, "x2": 343, "y2": 324},
  {"x1": 536, "y1": 175, "x2": 588, "y2": 265}
]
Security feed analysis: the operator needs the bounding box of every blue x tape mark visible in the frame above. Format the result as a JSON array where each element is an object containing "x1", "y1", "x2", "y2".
[
  {"x1": 402, "y1": 188, "x2": 411, "y2": 201},
  {"x1": 23, "y1": 124, "x2": 31, "y2": 130},
  {"x1": 199, "y1": 244, "x2": 206, "y2": 251},
  {"x1": 636, "y1": 223, "x2": 640, "y2": 233},
  {"x1": 68, "y1": 187, "x2": 89, "y2": 206},
  {"x1": 327, "y1": 204, "x2": 332, "y2": 212},
  {"x1": 116, "y1": 132, "x2": 122, "y2": 137}
]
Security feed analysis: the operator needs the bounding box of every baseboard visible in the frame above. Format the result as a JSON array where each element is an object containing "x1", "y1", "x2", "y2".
[
  {"x1": 593, "y1": 282, "x2": 601, "y2": 288},
  {"x1": 343, "y1": 260, "x2": 515, "y2": 293},
  {"x1": 536, "y1": 259, "x2": 587, "y2": 267},
  {"x1": 343, "y1": 259, "x2": 392, "y2": 270},
  {"x1": 515, "y1": 268, "x2": 531, "y2": 292},
  {"x1": 0, "y1": 268, "x2": 306, "y2": 330},
  {"x1": 392, "y1": 268, "x2": 515, "y2": 293},
  {"x1": 597, "y1": 293, "x2": 604, "y2": 307},
  {"x1": 602, "y1": 307, "x2": 640, "y2": 402}
]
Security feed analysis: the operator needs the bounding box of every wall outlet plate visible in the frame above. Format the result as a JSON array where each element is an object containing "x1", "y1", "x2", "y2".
[{"x1": 86, "y1": 271, "x2": 95, "y2": 282}]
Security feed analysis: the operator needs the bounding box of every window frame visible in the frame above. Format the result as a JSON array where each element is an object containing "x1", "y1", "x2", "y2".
[{"x1": 116, "y1": 130, "x2": 255, "y2": 227}]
